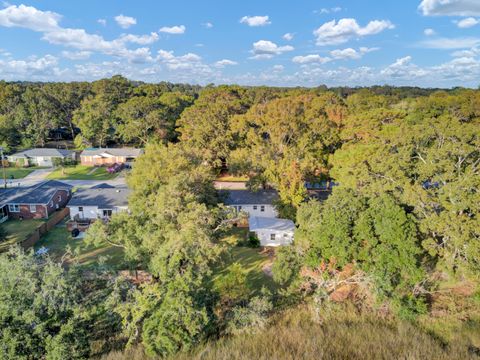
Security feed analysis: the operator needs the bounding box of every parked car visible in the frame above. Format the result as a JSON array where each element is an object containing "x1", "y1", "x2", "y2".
[{"x1": 106, "y1": 163, "x2": 124, "y2": 174}]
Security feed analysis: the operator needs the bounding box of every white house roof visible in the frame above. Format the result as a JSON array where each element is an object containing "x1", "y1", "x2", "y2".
[
  {"x1": 249, "y1": 216, "x2": 295, "y2": 232},
  {"x1": 80, "y1": 148, "x2": 143, "y2": 158}
]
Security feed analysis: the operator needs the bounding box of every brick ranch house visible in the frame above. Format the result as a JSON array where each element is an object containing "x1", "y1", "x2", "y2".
[
  {"x1": 79, "y1": 148, "x2": 143, "y2": 166},
  {"x1": 0, "y1": 180, "x2": 73, "y2": 222}
]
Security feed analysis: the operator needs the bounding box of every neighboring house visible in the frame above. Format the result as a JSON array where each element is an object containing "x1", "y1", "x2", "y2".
[
  {"x1": 67, "y1": 183, "x2": 131, "y2": 221},
  {"x1": 249, "y1": 216, "x2": 295, "y2": 246},
  {"x1": 0, "y1": 180, "x2": 72, "y2": 222},
  {"x1": 7, "y1": 148, "x2": 76, "y2": 167},
  {"x1": 220, "y1": 189, "x2": 279, "y2": 218},
  {"x1": 80, "y1": 148, "x2": 143, "y2": 166}
]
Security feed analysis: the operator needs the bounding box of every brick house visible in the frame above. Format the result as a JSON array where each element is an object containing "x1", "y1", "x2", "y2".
[
  {"x1": 79, "y1": 148, "x2": 143, "y2": 166},
  {"x1": 0, "y1": 180, "x2": 72, "y2": 222}
]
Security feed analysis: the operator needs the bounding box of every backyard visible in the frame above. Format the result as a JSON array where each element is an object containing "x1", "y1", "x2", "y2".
[
  {"x1": 34, "y1": 225, "x2": 126, "y2": 269},
  {"x1": 47, "y1": 165, "x2": 119, "y2": 180},
  {"x1": 0, "y1": 218, "x2": 46, "y2": 252},
  {"x1": 213, "y1": 227, "x2": 277, "y2": 292}
]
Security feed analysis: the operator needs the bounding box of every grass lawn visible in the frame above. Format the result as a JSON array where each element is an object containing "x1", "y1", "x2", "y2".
[
  {"x1": 0, "y1": 167, "x2": 50, "y2": 179},
  {"x1": 34, "y1": 226, "x2": 126, "y2": 269},
  {"x1": 213, "y1": 227, "x2": 278, "y2": 293},
  {"x1": 47, "y1": 165, "x2": 118, "y2": 180},
  {"x1": 0, "y1": 219, "x2": 46, "y2": 251},
  {"x1": 216, "y1": 174, "x2": 249, "y2": 182}
]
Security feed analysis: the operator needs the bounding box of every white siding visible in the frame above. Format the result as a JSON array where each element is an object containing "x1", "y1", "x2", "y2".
[
  {"x1": 229, "y1": 204, "x2": 277, "y2": 218},
  {"x1": 254, "y1": 229, "x2": 294, "y2": 247},
  {"x1": 68, "y1": 205, "x2": 128, "y2": 220}
]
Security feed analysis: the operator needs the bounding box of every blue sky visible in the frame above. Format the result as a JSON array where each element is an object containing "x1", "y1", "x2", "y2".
[{"x1": 0, "y1": 0, "x2": 479, "y2": 87}]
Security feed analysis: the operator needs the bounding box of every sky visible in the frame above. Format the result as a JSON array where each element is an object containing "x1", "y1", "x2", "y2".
[{"x1": 0, "y1": 0, "x2": 480, "y2": 87}]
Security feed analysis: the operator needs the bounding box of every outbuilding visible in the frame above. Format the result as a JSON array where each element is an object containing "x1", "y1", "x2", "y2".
[{"x1": 249, "y1": 216, "x2": 294, "y2": 246}]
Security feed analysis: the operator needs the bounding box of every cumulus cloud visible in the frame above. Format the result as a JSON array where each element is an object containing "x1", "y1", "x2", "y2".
[
  {"x1": 292, "y1": 54, "x2": 331, "y2": 64},
  {"x1": 283, "y1": 33, "x2": 294, "y2": 41},
  {"x1": 419, "y1": 0, "x2": 480, "y2": 16},
  {"x1": 118, "y1": 32, "x2": 159, "y2": 45},
  {"x1": 159, "y1": 25, "x2": 186, "y2": 34},
  {"x1": 240, "y1": 15, "x2": 271, "y2": 27},
  {"x1": 156, "y1": 50, "x2": 203, "y2": 70},
  {"x1": 424, "y1": 28, "x2": 436, "y2": 35},
  {"x1": 97, "y1": 18, "x2": 106, "y2": 26},
  {"x1": 419, "y1": 36, "x2": 480, "y2": 48},
  {"x1": 313, "y1": 18, "x2": 394, "y2": 45},
  {"x1": 114, "y1": 14, "x2": 136, "y2": 29},
  {"x1": 380, "y1": 56, "x2": 428, "y2": 78},
  {"x1": 315, "y1": 7, "x2": 342, "y2": 14},
  {"x1": 330, "y1": 47, "x2": 378, "y2": 59},
  {"x1": 0, "y1": 54, "x2": 62, "y2": 80},
  {"x1": 456, "y1": 17, "x2": 479, "y2": 28},
  {"x1": 214, "y1": 59, "x2": 238, "y2": 68},
  {"x1": 61, "y1": 50, "x2": 92, "y2": 60},
  {"x1": 0, "y1": 4, "x2": 60, "y2": 31},
  {"x1": 250, "y1": 40, "x2": 294, "y2": 59}
]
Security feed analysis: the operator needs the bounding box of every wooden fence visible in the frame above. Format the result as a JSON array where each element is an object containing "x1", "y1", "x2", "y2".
[{"x1": 20, "y1": 208, "x2": 70, "y2": 250}]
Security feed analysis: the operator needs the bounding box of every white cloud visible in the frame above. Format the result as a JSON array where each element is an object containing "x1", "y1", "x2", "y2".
[
  {"x1": 118, "y1": 32, "x2": 159, "y2": 45},
  {"x1": 250, "y1": 40, "x2": 294, "y2": 59},
  {"x1": 159, "y1": 25, "x2": 186, "y2": 34},
  {"x1": 157, "y1": 50, "x2": 203, "y2": 70},
  {"x1": 283, "y1": 33, "x2": 294, "y2": 41},
  {"x1": 0, "y1": 54, "x2": 62, "y2": 80},
  {"x1": 97, "y1": 18, "x2": 106, "y2": 26},
  {"x1": 419, "y1": 0, "x2": 480, "y2": 16},
  {"x1": 292, "y1": 54, "x2": 331, "y2": 64},
  {"x1": 330, "y1": 47, "x2": 378, "y2": 60},
  {"x1": 272, "y1": 65, "x2": 284, "y2": 72},
  {"x1": 424, "y1": 28, "x2": 436, "y2": 36},
  {"x1": 0, "y1": 4, "x2": 60, "y2": 31},
  {"x1": 214, "y1": 59, "x2": 238, "y2": 68},
  {"x1": 451, "y1": 46, "x2": 479, "y2": 57},
  {"x1": 114, "y1": 14, "x2": 136, "y2": 29},
  {"x1": 202, "y1": 22, "x2": 213, "y2": 29},
  {"x1": 456, "y1": 17, "x2": 479, "y2": 28},
  {"x1": 381, "y1": 56, "x2": 428, "y2": 78},
  {"x1": 61, "y1": 50, "x2": 91, "y2": 60},
  {"x1": 240, "y1": 15, "x2": 271, "y2": 27},
  {"x1": 313, "y1": 18, "x2": 394, "y2": 45},
  {"x1": 315, "y1": 7, "x2": 342, "y2": 14},
  {"x1": 419, "y1": 36, "x2": 480, "y2": 48}
]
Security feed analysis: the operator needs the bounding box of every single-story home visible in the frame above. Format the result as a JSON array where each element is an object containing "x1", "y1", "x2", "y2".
[
  {"x1": 7, "y1": 148, "x2": 76, "y2": 167},
  {"x1": 249, "y1": 216, "x2": 294, "y2": 246},
  {"x1": 67, "y1": 183, "x2": 131, "y2": 221},
  {"x1": 220, "y1": 189, "x2": 279, "y2": 218},
  {"x1": 0, "y1": 180, "x2": 72, "y2": 222},
  {"x1": 79, "y1": 148, "x2": 143, "y2": 166}
]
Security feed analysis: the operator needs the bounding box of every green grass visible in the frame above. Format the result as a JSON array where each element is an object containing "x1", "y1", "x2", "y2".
[
  {"x1": 213, "y1": 227, "x2": 277, "y2": 293},
  {"x1": 34, "y1": 226, "x2": 126, "y2": 269},
  {"x1": 0, "y1": 219, "x2": 46, "y2": 251},
  {"x1": 0, "y1": 167, "x2": 42, "y2": 179},
  {"x1": 47, "y1": 165, "x2": 118, "y2": 180}
]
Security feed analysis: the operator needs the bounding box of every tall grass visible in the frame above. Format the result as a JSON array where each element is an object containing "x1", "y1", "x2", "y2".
[{"x1": 101, "y1": 304, "x2": 477, "y2": 360}]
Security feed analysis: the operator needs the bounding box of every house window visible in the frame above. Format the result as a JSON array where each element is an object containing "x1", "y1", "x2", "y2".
[
  {"x1": 260, "y1": 205, "x2": 265, "y2": 212},
  {"x1": 253, "y1": 205, "x2": 258, "y2": 210},
  {"x1": 270, "y1": 233, "x2": 276, "y2": 241},
  {"x1": 9, "y1": 204, "x2": 19, "y2": 212},
  {"x1": 29, "y1": 205, "x2": 36, "y2": 213},
  {"x1": 78, "y1": 206, "x2": 83, "y2": 212},
  {"x1": 102, "y1": 209, "x2": 113, "y2": 217}
]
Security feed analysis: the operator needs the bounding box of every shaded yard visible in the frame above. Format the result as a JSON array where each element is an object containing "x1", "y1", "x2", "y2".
[
  {"x1": 34, "y1": 226, "x2": 126, "y2": 269},
  {"x1": 213, "y1": 227, "x2": 278, "y2": 293},
  {"x1": 47, "y1": 165, "x2": 118, "y2": 180},
  {"x1": 0, "y1": 219, "x2": 46, "y2": 251}
]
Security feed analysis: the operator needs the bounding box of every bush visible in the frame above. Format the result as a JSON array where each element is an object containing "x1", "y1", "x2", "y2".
[{"x1": 247, "y1": 234, "x2": 260, "y2": 248}]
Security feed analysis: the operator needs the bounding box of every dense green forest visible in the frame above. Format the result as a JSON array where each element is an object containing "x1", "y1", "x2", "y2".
[{"x1": 0, "y1": 77, "x2": 479, "y2": 359}]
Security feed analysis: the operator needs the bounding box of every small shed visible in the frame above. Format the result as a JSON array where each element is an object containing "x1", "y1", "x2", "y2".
[{"x1": 249, "y1": 216, "x2": 294, "y2": 247}]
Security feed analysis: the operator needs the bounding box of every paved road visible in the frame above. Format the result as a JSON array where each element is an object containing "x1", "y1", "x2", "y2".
[{"x1": 4, "y1": 168, "x2": 127, "y2": 189}]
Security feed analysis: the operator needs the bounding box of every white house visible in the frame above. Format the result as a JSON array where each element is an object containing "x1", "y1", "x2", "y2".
[
  {"x1": 7, "y1": 148, "x2": 76, "y2": 167},
  {"x1": 67, "y1": 183, "x2": 130, "y2": 220},
  {"x1": 249, "y1": 216, "x2": 295, "y2": 246},
  {"x1": 220, "y1": 189, "x2": 278, "y2": 218}
]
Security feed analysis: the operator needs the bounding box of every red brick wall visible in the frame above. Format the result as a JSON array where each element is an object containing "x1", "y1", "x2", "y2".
[
  {"x1": 80, "y1": 156, "x2": 126, "y2": 166},
  {"x1": 7, "y1": 189, "x2": 71, "y2": 220}
]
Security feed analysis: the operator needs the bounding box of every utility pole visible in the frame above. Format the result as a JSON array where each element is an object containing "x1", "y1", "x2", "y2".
[{"x1": 0, "y1": 147, "x2": 6, "y2": 189}]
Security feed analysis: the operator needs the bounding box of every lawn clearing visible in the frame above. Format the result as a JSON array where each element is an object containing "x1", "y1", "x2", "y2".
[
  {"x1": 213, "y1": 227, "x2": 278, "y2": 293},
  {"x1": 34, "y1": 226, "x2": 126, "y2": 269},
  {"x1": 47, "y1": 165, "x2": 118, "y2": 180},
  {"x1": 0, "y1": 219, "x2": 46, "y2": 251},
  {"x1": 1, "y1": 167, "x2": 36, "y2": 179}
]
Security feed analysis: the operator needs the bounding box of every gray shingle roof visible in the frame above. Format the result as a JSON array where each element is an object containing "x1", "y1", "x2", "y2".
[
  {"x1": 80, "y1": 148, "x2": 142, "y2": 158},
  {"x1": 8, "y1": 148, "x2": 74, "y2": 158},
  {"x1": 68, "y1": 186, "x2": 131, "y2": 208},
  {"x1": 0, "y1": 180, "x2": 72, "y2": 205},
  {"x1": 219, "y1": 189, "x2": 279, "y2": 205},
  {"x1": 249, "y1": 216, "x2": 295, "y2": 232}
]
